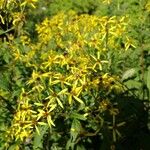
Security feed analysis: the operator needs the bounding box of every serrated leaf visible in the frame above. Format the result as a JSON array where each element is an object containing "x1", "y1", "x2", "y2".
[
  {"x1": 70, "y1": 119, "x2": 81, "y2": 142},
  {"x1": 122, "y1": 68, "x2": 136, "y2": 81}
]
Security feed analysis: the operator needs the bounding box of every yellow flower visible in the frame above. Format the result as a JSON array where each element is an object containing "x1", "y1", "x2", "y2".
[
  {"x1": 21, "y1": 0, "x2": 38, "y2": 8},
  {"x1": 90, "y1": 52, "x2": 108, "y2": 71},
  {"x1": 100, "y1": 99, "x2": 111, "y2": 112},
  {"x1": 145, "y1": 1, "x2": 150, "y2": 12},
  {"x1": 12, "y1": 12, "x2": 25, "y2": 26},
  {"x1": 20, "y1": 35, "x2": 31, "y2": 45},
  {"x1": 67, "y1": 81, "x2": 83, "y2": 104},
  {"x1": 103, "y1": 0, "x2": 112, "y2": 5},
  {"x1": 0, "y1": 14, "x2": 5, "y2": 24},
  {"x1": 124, "y1": 36, "x2": 136, "y2": 51}
]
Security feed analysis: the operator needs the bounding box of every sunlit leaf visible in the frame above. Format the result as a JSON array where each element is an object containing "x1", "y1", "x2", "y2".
[{"x1": 122, "y1": 68, "x2": 136, "y2": 81}]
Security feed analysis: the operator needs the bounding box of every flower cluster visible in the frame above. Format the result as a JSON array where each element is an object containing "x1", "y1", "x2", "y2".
[{"x1": 5, "y1": 11, "x2": 131, "y2": 146}]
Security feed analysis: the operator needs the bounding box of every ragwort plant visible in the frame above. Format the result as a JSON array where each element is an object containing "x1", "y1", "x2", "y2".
[
  {"x1": 4, "y1": 9, "x2": 142, "y2": 149},
  {"x1": 0, "y1": 0, "x2": 38, "y2": 149},
  {"x1": 0, "y1": 0, "x2": 149, "y2": 150},
  {"x1": 0, "y1": 0, "x2": 38, "y2": 40}
]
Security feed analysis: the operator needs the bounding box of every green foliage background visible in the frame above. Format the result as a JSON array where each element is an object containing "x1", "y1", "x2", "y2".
[{"x1": 0, "y1": 0, "x2": 150, "y2": 150}]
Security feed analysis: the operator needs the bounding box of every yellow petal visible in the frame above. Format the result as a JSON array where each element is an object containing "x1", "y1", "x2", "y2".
[{"x1": 47, "y1": 115, "x2": 55, "y2": 127}]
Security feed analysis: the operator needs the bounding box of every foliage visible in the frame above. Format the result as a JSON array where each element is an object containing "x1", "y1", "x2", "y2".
[{"x1": 0, "y1": 0, "x2": 149, "y2": 150}]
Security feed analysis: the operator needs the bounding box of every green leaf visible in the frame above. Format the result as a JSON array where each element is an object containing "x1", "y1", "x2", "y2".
[
  {"x1": 66, "y1": 139, "x2": 74, "y2": 150},
  {"x1": 70, "y1": 119, "x2": 81, "y2": 142},
  {"x1": 0, "y1": 29, "x2": 5, "y2": 35},
  {"x1": 33, "y1": 125, "x2": 48, "y2": 150},
  {"x1": 76, "y1": 145, "x2": 86, "y2": 150},
  {"x1": 0, "y1": 76, "x2": 8, "y2": 90},
  {"x1": 122, "y1": 68, "x2": 136, "y2": 81},
  {"x1": 3, "y1": 52, "x2": 10, "y2": 63},
  {"x1": 66, "y1": 119, "x2": 82, "y2": 150},
  {"x1": 125, "y1": 80, "x2": 142, "y2": 90},
  {"x1": 8, "y1": 144, "x2": 19, "y2": 150},
  {"x1": 70, "y1": 112, "x2": 87, "y2": 121}
]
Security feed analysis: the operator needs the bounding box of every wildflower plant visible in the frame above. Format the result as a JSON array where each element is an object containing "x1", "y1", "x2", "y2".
[
  {"x1": 3, "y1": 9, "x2": 141, "y2": 149},
  {"x1": 0, "y1": 0, "x2": 149, "y2": 150},
  {"x1": 0, "y1": 0, "x2": 38, "y2": 40}
]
